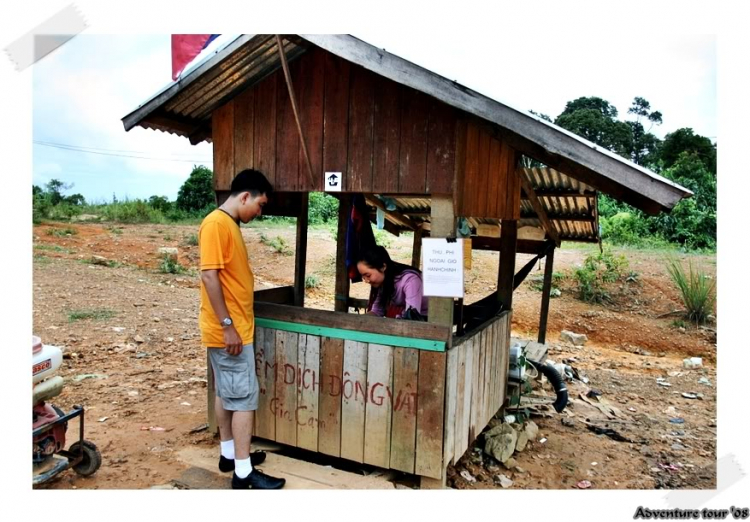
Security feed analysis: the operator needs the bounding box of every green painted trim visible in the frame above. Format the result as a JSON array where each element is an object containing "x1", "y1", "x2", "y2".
[{"x1": 255, "y1": 318, "x2": 445, "y2": 352}]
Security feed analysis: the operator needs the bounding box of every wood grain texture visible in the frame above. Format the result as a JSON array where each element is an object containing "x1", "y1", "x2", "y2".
[
  {"x1": 426, "y1": 100, "x2": 456, "y2": 194},
  {"x1": 453, "y1": 342, "x2": 467, "y2": 461},
  {"x1": 415, "y1": 350, "x2": 446, "y2": 479},
  {"x1": 212, "y1": 101, "x2": 234, "y2": 190},
  {"x1": 340, "y1": 341, "x2": 368, "y2": 463},
  {"x1": 347, "y1": 65, "x2": 375, "y2": 193},
  {"x1": 372, "y1": 74, "x2": 402, "y2": 193},
  {"x1": 296, "y1": 48, "x2": 325, "y2": 191},
  {"x1": 389, "y1": 347, "x2": 419, "y2": 473},
  {"x1": 296, "y1": 334, "x2": 320, "y2": 451},
  {"x1": 318, "y1": 336, "x2": 344, "y2": 456},
  {"x1": 253, "y1": 71, "x2": 278, "y2": 186},
  {"x1": 255, "y1": 327, "x2": 276, "y2": 440},
  {"x1": 233, "y1": 88, "x2": 255, "y2": 173},
  {"x1": 443, "y1": 346, "x2": 459, "y2": 466},
  {"x1": 398, "y1": 88, "x2": 429, "y2": 193},
  {"x1": 276, "y1": 58, "x2": 301, "y2": 191},
  {"x1": 322, "y1": 53, "x2": 350, "y2": 187},
  {"x1": 275, "y1": 330, "x2": 298, "y2": 446},
  {"x1": 363, "y1": 343, "x2": 394, "y2": 468}
]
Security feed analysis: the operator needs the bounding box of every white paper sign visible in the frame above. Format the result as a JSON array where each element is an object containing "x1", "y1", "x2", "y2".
[
  {"x1": 422, "y1": 238, "x2": 464, "y2": 298},
  {"x1": 324, "y1": 171, "x2": 342, "y2": 192}
]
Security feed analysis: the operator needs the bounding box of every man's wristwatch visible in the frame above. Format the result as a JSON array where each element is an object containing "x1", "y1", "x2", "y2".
[{"x1": 220, "y1": 317, "x2": 233, "y2": 328}]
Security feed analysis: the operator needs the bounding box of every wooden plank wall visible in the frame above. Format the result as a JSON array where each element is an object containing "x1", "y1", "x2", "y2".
[
  {"x1": 457, "y1": 120, "x2": 522, "y2": 219},
  {"x1": 252, "y1": 326, "x2": 448, "y2": 479},
  {"x1": 444, "y1": 311, "x2": 511, "y2": 467},
  {"x1": 211, "y1": 47, "x2": 458, "y2": 196}
]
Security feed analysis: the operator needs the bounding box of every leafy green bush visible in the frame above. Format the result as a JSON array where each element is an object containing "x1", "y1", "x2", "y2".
[
  {"x1": 46, "y1": 226, "x2": 78, "y2": 237},
  {"x1": 158, "y1": 253, "x2": 185, "y2": 274},
  {"x1": 665, "y1": 257, "x2": 715, "y2": 324},
  {"x1": 260, "y1": 233, "x2": 292, "y2": 255},
  {"x1": 308, "y1": 192, "x2": 339, "y2": 225},
  {"x1": 373, "y1": 227, "x2": 394, "y2": 249},
  {"x1": 68, "y1": 309, "x2": 115, "y2": 322},
  {"x1": 574, "y1": 249, "x2": 629, "y2": 303},
  {"x1": 176, "y1": 166, "x2": 215, "y2": 213},
  {"x1": 305, "y1": 274, "x2": 321, "y2": 289},
  {"x1": 183, "y1": 233, "x2": 199, "y2": 246},
  {"x1": 97, "y1": 200, "x2": 165, "y2": 223}
]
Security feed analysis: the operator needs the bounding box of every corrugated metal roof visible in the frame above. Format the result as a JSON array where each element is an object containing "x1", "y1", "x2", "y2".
[{"x1": 370, "y1": 167, "x2": 600, "y2": 243}]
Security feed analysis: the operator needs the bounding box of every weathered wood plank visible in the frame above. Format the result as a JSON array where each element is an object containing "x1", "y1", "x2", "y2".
[
  {"x1": 453, "y1": 119, "x2": 468, "y2": 215},
  {"x1": 275, "y1": 330, "x2": 298, "y2": 446},
  {"x1": 322, "y1": 52, "x2": 350, "y2": 186},
  {"x1": 415, "y1": 350, "x2": 446, "y2": 479},
  {"x1": 426, "y1": 100, "x2": 456, "y2": 194},
  {"x1": 460, "y1": 337, "x2": 474, "y2": 459},
  {"x1": 297, "y1": 48, "x2": 325, "y2": 191},
  {"x1": 476, "y1": 129, "x2": 492, "y2": 218},
  {"x1": 538, "y1": 248, "x2": 556, "y2": 343},
  {"x1": 255, "y1": 327, "x2": 276, "y2": 440},
  {"x1": 254, "y1": 302, "x2": 451, "y2": 343},
  {"x1": 389, "y1": 347, "x2": 419, "y2": 473},
  {"x1": 453, "y1": 342, "x2": 467, "y2": 462},
  {"x1": 234, "y1": 88, "x2": 255, "y2": 173},
  {"x1": 469, "y1": 331, "x2": 481, "y2": 443},
  {"x1": 254, "y1": 285, "x2": 294, "y2": 305},
  {"x1": 334, "y1": 198, "x2": 351, "y2": 312},
  {"x1": 488, "y1": 137, "x2": 502, "y2": 217},
  {"x1": 276, "y1": 57, "x2": 302, "y2": 191},
  {"x1": 462, "y1": 121, "x2": 480, "y2": 217},
  {"x1": 348, "y1": 65, "x2": 375, "y2": 193},
  {"x1": 294, "y1": 193, "x2": 309, "y2": 307},
  {"x1": 296, "y1": 334, "x2": 320, "y2": 452},
  {"x1": 301, "y1": 35, "x2": 688, "y2": 214},
  {"x1": 212, "y1": 101, "x2": 234, "y2": 191},
  {"x1": 444, "y1": 346, "x2": 459, "y2": 466},
  {"x1": 363, "y1": 344, "x2": 394, "y2": 469},
  {"x1": 498, "y1": 220, "x2": 518, "y2": 310},
  {"x1": 318, "y1": 336, "x2": 344, "y2": 457},
  {"x1": 253, "y1": 71, "x2": 277, "y2": 186},
  {"x1": 372, "y1": 74, "x2": 401, "y2": 193},
  {"x1": 340, "y1": 341, "x2": 368, "y2": 463},
  {"x1": 398, "y1": 88, "x2": 429, "y2": 193},
  {"x1": 506, "y1": 147, "x2": 522, "y2": 220}
]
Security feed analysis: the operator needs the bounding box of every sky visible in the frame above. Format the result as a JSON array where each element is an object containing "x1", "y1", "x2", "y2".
[{"x1": 32, "y1": 33, "x2": 716, "y2": 203}]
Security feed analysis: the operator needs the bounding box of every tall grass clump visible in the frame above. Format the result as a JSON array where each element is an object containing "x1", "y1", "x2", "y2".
[{"x1": 665, "y1": 257, "x2": 716, "y2": 324}]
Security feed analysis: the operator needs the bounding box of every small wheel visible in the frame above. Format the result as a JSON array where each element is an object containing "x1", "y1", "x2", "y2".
[{"x1": 69, "y1": 440, "x2": 102, "y2": 477}]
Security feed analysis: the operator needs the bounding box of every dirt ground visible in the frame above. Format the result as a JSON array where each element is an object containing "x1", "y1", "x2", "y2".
[{"x1": 32, "y1": 221, "x2": 716, "y2": 489}]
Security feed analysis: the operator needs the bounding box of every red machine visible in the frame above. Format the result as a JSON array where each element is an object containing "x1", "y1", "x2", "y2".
[{"x1": 33, "y1": 335, "x2": 101, "y2": 485}]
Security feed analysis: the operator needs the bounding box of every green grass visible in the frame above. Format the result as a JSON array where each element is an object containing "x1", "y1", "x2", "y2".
[
  {"x1": 183, "y1": 233, "x2": 199, "y2": 246},
  {"x1": 158, "y1": 253, "x2": 186, "y2": 274},
  {"x1": 46, "y1": 226, "x2": 78, "y2": 237},
  {"x1": 665, "y1": 257, "x2": 716, "y2": 324},
  {"x1": 259, "y1": 233, "x2": 293, "y2": 256},
  {"x1": 68, "y1": 309, "x2": 116, "y2": 322},
  {"x1": 34, "y1": 244, "x2": 73, "y2": 254},
  {"x1": 305, "y1": 274, "x2": 321, "y2": 289}
]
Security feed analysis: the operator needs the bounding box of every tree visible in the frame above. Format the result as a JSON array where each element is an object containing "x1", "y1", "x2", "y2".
[
  {"x1": 176, "y1": 165, "x2": 215, "y2": 213},
  {"x1": 65, "y1": 193, "x2": 86, "y2": 206},
  {"x1": 554, "y1": 97, "x2": 631, "y2": 155},
  {"x1": 148, "y1": 195, "x2": 172, "y2": 213},
  {"x1": 624, "y1": 97, "x2": 663, "y2": 167},
  {"x1": 45, "y1": 179, "x2": 73, "y2": 205},
  {"x1": 659, "y1": 128, "x2": 716, "y2": 174}
]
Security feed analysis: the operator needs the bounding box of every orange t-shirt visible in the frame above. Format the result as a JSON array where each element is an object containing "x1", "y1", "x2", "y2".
[{"x1": 198, "y1": 209, "x2": 255, "y2": 347}]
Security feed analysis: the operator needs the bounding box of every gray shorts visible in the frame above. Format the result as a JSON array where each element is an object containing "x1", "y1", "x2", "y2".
[{"x1": 208, "y1": 344, "x2": 259, "y2": 412}]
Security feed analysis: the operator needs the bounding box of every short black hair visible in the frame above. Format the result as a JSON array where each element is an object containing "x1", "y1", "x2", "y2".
[{"x1": 230, "y1": 169, "x2": 273, "y2": 197}]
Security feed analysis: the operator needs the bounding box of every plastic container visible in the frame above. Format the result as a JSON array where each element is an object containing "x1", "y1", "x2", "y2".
[{"x1": 33, "y1": 344, "x2": 63, "y2": 384}]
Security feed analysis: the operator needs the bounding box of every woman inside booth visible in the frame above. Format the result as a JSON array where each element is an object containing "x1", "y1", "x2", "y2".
[{"x1": 357, "y1": 246, "x2": 428, "y2": 320}]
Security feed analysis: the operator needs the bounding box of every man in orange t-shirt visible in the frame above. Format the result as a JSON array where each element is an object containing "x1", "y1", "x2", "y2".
[{"x1": 199, "y1": 169, "x2": 285, "y2": 490}]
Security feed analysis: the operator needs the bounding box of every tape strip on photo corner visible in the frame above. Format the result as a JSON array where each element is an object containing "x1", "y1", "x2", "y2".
[{"x1": 4, "y1": 3, "x2": 88, "y2": 71}]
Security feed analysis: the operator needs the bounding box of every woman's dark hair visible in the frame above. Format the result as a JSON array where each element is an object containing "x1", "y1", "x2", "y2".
[{"x1": 358, "y1": 245, "x2": 421, "y2": 310}]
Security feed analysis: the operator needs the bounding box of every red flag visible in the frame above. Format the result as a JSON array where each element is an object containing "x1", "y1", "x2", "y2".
[{"x1": 171, "y1": 34, "x2": 220, "y2": 81}]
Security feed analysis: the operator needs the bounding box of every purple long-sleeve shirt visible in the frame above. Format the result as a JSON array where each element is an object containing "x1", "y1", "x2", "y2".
[{"x1": 370, "y1": 271, "x2": 429, "y2": 318}]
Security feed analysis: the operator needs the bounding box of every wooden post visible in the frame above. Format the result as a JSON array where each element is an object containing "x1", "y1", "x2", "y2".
[
  {"x1": 207, "y1": 351, "x2": 217, "y2": 435},
  {"x1": 334, "y1": 196, "x2": 351, "y2": 312},
  {"x1": 294, "y1": 193, "x2": 310, "y2": 307},
  {"x1": 497, "y1": 220, "x2": 518, "y2": 311},
  {"x1": 421, "y1": 195, "x2": 454, "y2": 489},
  {"x1": 538, "y1": 247, "x2": 555, "y2": 344},
  {"x1": 411, "y1": 226, "x2": 423, "y2": 269}
]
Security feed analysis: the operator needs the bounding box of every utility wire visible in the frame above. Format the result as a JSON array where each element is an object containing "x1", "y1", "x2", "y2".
[{"x1": 33, "y1": 140, "x2": 213, "y2": 163}]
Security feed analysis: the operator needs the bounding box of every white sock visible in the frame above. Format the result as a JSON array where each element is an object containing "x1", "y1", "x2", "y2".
[
  {"x1": 220, "y1": 439, "x2": 235, "y2": 460},
  {"x1": 235, "y1": 457, "x2": 253, "y2": 479}
]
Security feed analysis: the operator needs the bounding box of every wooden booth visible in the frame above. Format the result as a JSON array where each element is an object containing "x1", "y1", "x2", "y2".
[{"x1": 123, "y1": 34, "x2": 691, "y2": 487}]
